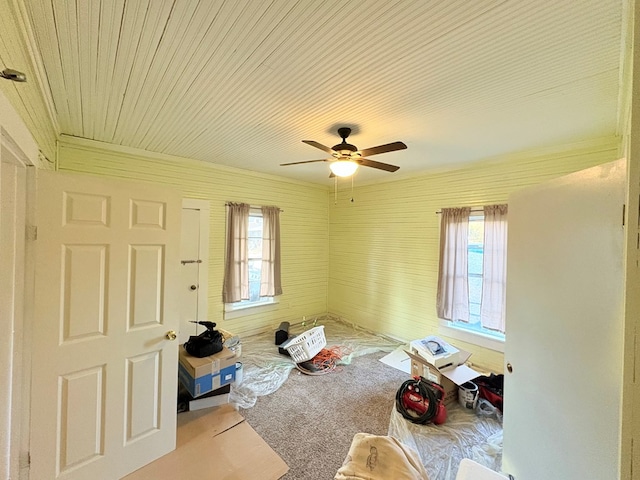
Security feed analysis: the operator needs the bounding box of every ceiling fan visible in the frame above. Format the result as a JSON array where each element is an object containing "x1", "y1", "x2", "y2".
[{"x1": 281, "y1": 127, "x2": 407, "y2": 177}]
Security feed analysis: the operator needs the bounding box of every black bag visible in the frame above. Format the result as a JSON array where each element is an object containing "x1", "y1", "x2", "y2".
[{"x1": 184, "y1": 321, "x2": 224, "y2": 357}]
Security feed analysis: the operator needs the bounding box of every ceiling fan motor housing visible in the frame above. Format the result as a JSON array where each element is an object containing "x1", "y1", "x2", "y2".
[
  {"x1": 332, "y1": 144, "x2": 358, "y2": 157},
  {"x1": 333, "y1": 127, "x2": 358, "y2": 157}
]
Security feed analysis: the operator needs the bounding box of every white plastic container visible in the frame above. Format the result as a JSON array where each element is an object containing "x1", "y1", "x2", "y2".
[
  {"x1": 281, "y1": 325, "x2": 326, "y2": 363},
  {"x1": 458, "y1": 381, "x2": 479, "y2": 409}
]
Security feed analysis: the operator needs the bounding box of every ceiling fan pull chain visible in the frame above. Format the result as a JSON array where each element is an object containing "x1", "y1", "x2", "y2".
[
  {"x1": 351, "y1": 176, "x2": 355, "y2": 203},
  {"x1": 334, "y1": 176, "x2": 338, "y2": 205}
]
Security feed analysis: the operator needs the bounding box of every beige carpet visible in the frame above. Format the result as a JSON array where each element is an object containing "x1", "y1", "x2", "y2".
[{"x1": 240, "y1": 351, "x2": 410, "y2": 479}]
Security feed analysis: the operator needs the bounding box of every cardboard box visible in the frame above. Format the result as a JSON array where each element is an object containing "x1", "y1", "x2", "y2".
[
  {"x1": 410, "y1": 335, "x2": 460, "y2": 369},
  {"x1": 178, "y1": 345, "x2": 237, "y2": 397},
  {"x1": 405, "y1": 347, "x2": 481, "y2": 406},
  {"x1": 178, "y1": 362, "x2": 236, "y2": 398}
]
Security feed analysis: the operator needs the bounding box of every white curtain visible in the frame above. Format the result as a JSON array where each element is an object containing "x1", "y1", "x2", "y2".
[
  {"x1": 222, "y1": 202, "x2": 250, "y2": 303},
  {"x1": 436, "y1": 207, "x2": 471, "y2": 321},
  {"x1": 260, "y1": 205, "x2": 283, "y2": 297},
  {"x1": 480, "y1": 204, "x2": 508, "y2": 333}
]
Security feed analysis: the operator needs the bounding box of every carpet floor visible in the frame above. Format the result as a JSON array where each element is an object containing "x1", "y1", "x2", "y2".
[{"x1": 240, "y1": 350, "x2": 410, "y2": 480}]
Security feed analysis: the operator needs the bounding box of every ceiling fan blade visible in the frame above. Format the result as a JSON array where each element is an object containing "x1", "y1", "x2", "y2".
[
  {"x1": 302, "y1": 140, "x2": 335, "y2": 155},
  {"x1": 358, "y1": 158, "x2": 400, "y2": 172},
  {"x1": 358, "y1": 141, "x2": 407, "y2": 157},
  {"x1": 280, "y1": 159, "x2": 328, "y2": 166}
]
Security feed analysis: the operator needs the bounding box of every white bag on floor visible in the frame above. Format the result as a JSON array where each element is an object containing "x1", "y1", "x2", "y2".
[{"x1": 335, "y1": 433, "x2": 429, "y2": 480}]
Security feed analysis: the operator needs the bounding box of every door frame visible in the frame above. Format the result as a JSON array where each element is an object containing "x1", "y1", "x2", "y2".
[
  {"x1": 181, "y1": 198, "x2": 210, "y2": 335},
  {"x1": 0, "y1": 89, "x2": 40, "y2": 480}
]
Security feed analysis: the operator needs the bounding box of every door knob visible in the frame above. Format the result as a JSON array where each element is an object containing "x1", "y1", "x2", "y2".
[
  {"x1": 506, "y1": 362, "x2": 513, "y2": 373},
  {"x1": 165, "y1": 330, "x2": 177, "y2": 341},
  {"x1": 190, "y1": 285, "x2": 197, "y2": 291}
]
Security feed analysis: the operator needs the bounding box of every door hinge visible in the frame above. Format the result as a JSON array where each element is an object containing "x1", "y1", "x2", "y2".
[
  {"x1": 634, "y1": 325, "x2": 638, "y2": 384},
  {"x1": 26, "y1": 225, "x2": 37, "y2": 241},
  {"x1": 623, "y1": 204, "x2": 626, "y2": 227},
  {"x1": 181, "y1": 259, "x2": 202, "y2": 265},
  {"x1": 20, "y1": 450, "x2": 30, "y2": 468},
  {"x1": 630, "y1": 437, "x2": 634, "y2": 478}
]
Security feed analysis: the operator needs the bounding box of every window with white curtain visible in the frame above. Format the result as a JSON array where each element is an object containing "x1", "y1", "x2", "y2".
[
  {"x1": 437, "y1": 206, "x2": 507, "y2": 350},
  {"x1": 238, "y1": 209, "x2": 268, "y2": 305},
  {"x1": 223, "y1": 204, "x2": 282, "y2": 318}
]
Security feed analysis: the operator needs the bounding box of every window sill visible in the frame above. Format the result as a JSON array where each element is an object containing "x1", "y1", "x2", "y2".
[
  {"x1": 224, "y1": 299, "x2": 279, "y2": 320},
  {"x1": 438, "y1": 320, "x2": 505, "y2": 353}
]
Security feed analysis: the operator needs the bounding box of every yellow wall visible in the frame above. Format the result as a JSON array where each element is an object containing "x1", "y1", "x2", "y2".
[
  {"x1": 0, "y1": 0, "x2": 57, "y2": 162},
  {"x1": 58, "y1": 135, "x2": 622, "y2": 369},
  {"x1": 57, "y1": 136, "x2": 329, "y2": 337},
  {"x1": 328, "y1": 136, "x2": 621, "y2": 372}
]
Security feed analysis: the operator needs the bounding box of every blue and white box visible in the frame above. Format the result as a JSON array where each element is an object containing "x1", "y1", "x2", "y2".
[{"x1": 178, "y1": 345, "x2": 237, "y2": 397}]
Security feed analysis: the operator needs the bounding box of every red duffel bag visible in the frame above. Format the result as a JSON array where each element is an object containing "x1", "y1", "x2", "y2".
[{"x1": 474, "y1": 374, "x2": 504, "y2": 412}]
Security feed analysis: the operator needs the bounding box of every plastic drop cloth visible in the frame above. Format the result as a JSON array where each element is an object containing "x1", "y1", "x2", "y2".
[
  {"x1": 388, "y1": 399, "x2": 504, "y2": 480},
  {"x1": 229, "y1": 316, "x2": 504, "y2": 480},
  {"x1": 229, "y1": 316, "x2": 402, "y2": 409}
]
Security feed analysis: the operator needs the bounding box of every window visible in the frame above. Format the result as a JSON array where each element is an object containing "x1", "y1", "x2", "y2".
[
  {"x1": 449, "y1": 214, "x2": 505, "y2": 342},
  {"x1": 223, "y1": 204, "x2": 282, "y2": 318},
  {"x1": 436, "y1": 206, "x2": 507, "y2": 351},
  {"x1": 234, "y1": 209, "x2": 273, "y2": 307}
]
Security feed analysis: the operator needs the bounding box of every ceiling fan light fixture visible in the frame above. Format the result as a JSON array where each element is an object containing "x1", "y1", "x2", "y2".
[{"x1": 330, "y1": 160, "x2": 359, "y2": 177}]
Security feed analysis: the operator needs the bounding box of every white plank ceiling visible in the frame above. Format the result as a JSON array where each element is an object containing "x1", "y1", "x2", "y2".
[{"x1": 24, "y1": 0, "x2": 625, "y2": 185}]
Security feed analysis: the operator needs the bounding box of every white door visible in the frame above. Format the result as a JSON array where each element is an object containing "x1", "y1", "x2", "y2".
[
  {"x1": 179, "y1": 200, "x2": 209, "y2": 344},
  {"x1": 30, "y1": 171, "x2": 182, "y2": 480},
  {"x1": 502, "y1": 159, "x2": 626, "y2": 479}
]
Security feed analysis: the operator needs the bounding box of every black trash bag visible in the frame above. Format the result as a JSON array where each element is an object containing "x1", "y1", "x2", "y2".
[{"x1": 184, "y1": 321, "x2": 224, "y2": 357}]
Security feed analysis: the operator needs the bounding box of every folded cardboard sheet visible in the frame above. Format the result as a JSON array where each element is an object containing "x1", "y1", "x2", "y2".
[{"x1": 124, "y1": 405, "x2": 289, "y2": 480}]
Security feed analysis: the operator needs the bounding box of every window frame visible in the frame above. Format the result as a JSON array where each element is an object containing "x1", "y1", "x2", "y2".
[
  {"x1": 438, "y1": 212, "x2": 505, "y2": 352},
  {"x1": 438, "y1": 319, "x2": 505, "y2": 352}
]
